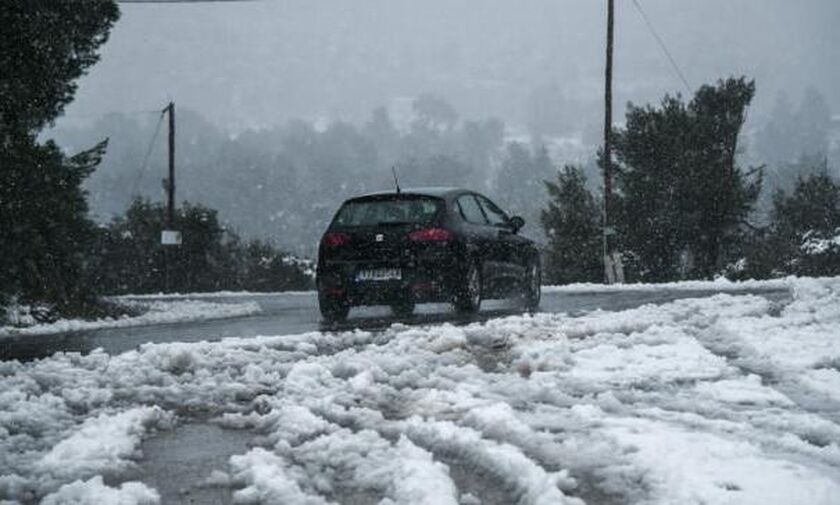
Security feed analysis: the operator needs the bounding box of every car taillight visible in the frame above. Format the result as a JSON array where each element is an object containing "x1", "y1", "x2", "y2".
[
  {"x1": 322, "y1": 232, "x2": 350, "y2": 248},
  {"x1": 408, "y1": 228, "x2": 453, "y2": 242}
]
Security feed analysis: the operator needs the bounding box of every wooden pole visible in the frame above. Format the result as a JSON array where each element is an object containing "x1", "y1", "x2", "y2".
[
  {"x1": 603, "y1": 0, "x2": 615, "y2": 283},
  {"x1": 164, "y1": 101, "x2": 175, "y2": 292},
  {"x1": 166, "y1": 101, "x2": 175, "y2": 228}
]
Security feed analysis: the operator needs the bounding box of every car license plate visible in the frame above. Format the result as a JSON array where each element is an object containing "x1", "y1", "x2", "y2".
[{"x1": 356, "y1": 268, "x2": 401, "y2": 281}]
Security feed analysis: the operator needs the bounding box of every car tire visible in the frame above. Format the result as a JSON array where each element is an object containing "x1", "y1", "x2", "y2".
[
  {"x1": 318, "y1": 291, "x2": 350, "y2": 323},
  {"x1": 453, "y1": 261, "x2": 482, "y2": 314},
  {"x1": 390, "y1": 299, "x2": 415, "y2": 318},
  {"x1": 521, "y1": 257, "x2": 541, "y2": 312}
]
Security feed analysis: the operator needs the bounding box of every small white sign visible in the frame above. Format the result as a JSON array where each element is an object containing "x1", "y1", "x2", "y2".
[{"x1": 161, "y1": 230, "x2": 182, "y2": 246}]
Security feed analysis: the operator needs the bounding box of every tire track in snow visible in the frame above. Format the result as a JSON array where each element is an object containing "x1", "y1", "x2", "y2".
[{"x1": 691, "y1": 322, "x2": 840, "y2": 425}]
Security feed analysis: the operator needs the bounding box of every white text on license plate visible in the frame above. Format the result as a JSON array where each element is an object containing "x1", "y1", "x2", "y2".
[{"x1": 356, "y1": 268, "x2": 402, "y2": 281}]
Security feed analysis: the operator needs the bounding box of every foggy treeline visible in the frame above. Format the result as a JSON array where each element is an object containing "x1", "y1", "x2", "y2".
[
  {"x1": 50, "y1": 85, "x2": 837, "y2": 258},
  {"x1": 50, "y1": 95, "x2": 571, "y2": 256}
]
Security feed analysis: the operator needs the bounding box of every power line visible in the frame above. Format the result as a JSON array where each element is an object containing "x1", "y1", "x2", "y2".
[
  {"x1": 631, "y1": 0, "x2": 692, "y2": 95},
  {"x1": 130, "y1": 110, "x2": 166, "y2": 197},
  {"x1": 59, "y1": 109, "x2": 162, "y2": 120}
]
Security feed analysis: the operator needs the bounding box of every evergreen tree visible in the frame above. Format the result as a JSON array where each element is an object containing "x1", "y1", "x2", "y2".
[
  {"x1": 0, "y1": 2, "x2": 119, "y2": 309},
  {"x1": 1, "y1": 137, "x2": 106, "y2": 304},
  {"x1": 686, "y1": 78, "x2": 762, "y2": 277},
  {"x1": 0, "y1": 1, "x2": 119, "y2": 136},
  {"x1": 540, "y1": 166, "x2": 602, "y2": 284},
  {"x1": 773, "y1": 173, "x2": 840, "y2": 239},
  {"x1": 739, "y1": 172, "x2": 840, "y2": 278},
  {"x1": 613, "y1": 77, "x2": 761, "y2": 280},
  {"x1": 613, "y1": 96, "x2": 692, "y2": 280}
]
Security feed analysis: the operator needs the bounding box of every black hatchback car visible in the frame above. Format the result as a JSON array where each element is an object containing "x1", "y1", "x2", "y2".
[{"x1": 316, "y1": 187, "x2": 541, "y2": 322}]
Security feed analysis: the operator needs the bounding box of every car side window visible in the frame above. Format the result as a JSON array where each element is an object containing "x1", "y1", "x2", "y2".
[
  {"x1": 456, "y1": 195, "x2": 488, "y2": 224},
  {"x1": 476, "y1": 195, "x2": 510, "y2": 227}
]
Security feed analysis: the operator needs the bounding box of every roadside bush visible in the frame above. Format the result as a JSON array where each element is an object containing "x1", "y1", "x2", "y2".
[
  {"x1": 733, "y1": 172, "x2": 840, "y2": 278},
  {"x1": 88, "y1": 198, "x2": 313, "y2": 295}
]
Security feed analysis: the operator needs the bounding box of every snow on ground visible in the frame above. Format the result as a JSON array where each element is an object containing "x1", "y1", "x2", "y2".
[
  {"x1": 0, "y1": 299, "x2": 261, "y2": 339},
  {"x1": 544, "y1": 276, "x2": 792, "y2": 294},
  {"x1": 40, "y1": 476, "x2": 160, "y2": 505},
  {"x1": 2, "y1": 278, "x2": 840, "y2": 504}
]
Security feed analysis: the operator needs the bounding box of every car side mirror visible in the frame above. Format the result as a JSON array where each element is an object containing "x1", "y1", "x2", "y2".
[{"x1": 509, "y1": 215, "x2": 525, "y2": 232}]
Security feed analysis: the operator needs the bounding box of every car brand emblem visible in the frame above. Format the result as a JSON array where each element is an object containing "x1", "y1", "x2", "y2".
[{"x1": 375, "y1": 234, "x2": 384, "y2": 242}]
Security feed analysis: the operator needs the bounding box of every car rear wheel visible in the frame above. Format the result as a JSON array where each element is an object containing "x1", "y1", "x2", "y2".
[
  {"x1": 453, "y1": 262, "x2": 481, "y2": 314},
  {"x1": 318, "y1": 290, "x2": 350, "y2": 323}
]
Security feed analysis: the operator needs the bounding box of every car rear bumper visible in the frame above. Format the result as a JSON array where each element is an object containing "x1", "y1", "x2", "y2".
[{"x1": 317, "y1": 256, "x2": 460, "y2": 306}]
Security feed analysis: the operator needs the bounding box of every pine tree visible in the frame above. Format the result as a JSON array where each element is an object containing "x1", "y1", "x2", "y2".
[
  {"x1": 686, "y1": 78, "x2": 762, "y2": 277},
  {"x1": 0, "y1": 2, "x2": 119, "y2": 309},
  {"x1": 613, "y1": 77, "x2": 761, "y2": 280},
  {"x1": 775, "y1": 173, "x2": 840, "y2": 274},
  {"x1": 540, "y1": 166, "x2": 602, "y2": 284}
]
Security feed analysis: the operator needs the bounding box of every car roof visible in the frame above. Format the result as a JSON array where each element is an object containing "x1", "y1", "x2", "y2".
[{"x1": 347, "y1": 187, "x2": 468, "y2": 201}]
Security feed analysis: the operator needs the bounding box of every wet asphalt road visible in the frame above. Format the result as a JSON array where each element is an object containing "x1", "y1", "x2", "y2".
[{"x1": 1, "y1": 286, "x2": 790, "y2": 362}]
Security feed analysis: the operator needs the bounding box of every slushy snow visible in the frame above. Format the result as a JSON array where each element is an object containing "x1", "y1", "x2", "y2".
[{"x1": 2, "y1": 277, "x2": 840, "y2": 504}]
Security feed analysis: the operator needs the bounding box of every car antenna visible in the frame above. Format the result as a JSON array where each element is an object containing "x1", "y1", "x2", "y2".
[{"x1": 392, "y1": 166, "x2": 401, "y2": 194}]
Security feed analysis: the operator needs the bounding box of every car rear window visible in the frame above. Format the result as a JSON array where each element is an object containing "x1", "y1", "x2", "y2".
[{"x1": 332, "y1": 196, "x2": 442, "y2": 227}]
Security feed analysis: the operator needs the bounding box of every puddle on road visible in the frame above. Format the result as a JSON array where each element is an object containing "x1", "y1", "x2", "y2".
[
  {"x1": 126, "y1": 423, "x2": 252, "y2": 505},
  {"x1": 129, "y1": 422, "x2": 384, "y2": 505},
  {"x1": 439, "y1": 455, "x2": 518, "y2": 505}
]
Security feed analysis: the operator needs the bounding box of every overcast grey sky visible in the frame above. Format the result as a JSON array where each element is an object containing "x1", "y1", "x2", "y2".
[{"x1": 59, "y1": 0, "x2": 839, "y2": 133}]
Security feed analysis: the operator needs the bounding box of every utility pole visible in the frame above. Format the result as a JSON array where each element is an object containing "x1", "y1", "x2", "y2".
[
  {"x1": 166, "y1": 101, "x2": 175, "y2": 229},
  {"x1": 161, "y1": 101, "x2": 181, "y2": 292},
  {"x1": 602, "y1": 0, "x2": 619, "y2": 284}
]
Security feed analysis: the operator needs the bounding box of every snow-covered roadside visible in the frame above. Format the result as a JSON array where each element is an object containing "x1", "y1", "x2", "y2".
[
  {"x1": 544, "y1": 276, "x2": 792, "y2": 294},
  {"x1": 116, "y1": 290, "x2": 315, "y2": 300},
  {"x1": 2, "y1": 278, "x2": 840, "y2": 503},
  {"x1": 0, "y1": 299, "x2": 261, "y2": 339},
  {"x1": 113, "y1": 275, "x2": 794, "y2": 300},
  {"x1": 115, "y1": 276, "x2": 793, "y2": 300}
]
